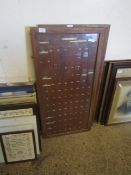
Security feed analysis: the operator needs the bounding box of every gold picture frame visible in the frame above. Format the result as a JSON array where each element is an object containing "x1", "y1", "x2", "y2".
[{"x1": 108, "y1": 77, "x2": 131, "y2": 124}]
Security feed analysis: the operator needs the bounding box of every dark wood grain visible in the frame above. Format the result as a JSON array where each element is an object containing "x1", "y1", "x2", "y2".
[
  {"x1": 95, "y1": 61, "x2": 110, "y2": 122},
  {"x1": 30, "y1": 25, "x2": 110, "y2": 137}
]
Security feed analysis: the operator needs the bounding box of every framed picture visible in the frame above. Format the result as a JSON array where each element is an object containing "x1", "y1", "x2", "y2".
[
  {"x1": 0, "y1": 130, "x2": 37, "y2": 163},
  {"x1": 108, "y1": 77, "x2": 131, "y2": 124},
  {"x1": 100, "y1": 61, "x2": 131, "y2": 124}
]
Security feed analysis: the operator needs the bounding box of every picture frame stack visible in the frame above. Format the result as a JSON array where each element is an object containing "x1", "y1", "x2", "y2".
[{"x1": 99, "y1": 60, "x2": 131, "y2": 125}]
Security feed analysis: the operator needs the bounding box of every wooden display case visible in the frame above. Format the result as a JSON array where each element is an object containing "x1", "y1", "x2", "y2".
[{"x1": 30, "y1": 24, "x2": 110, "y2": 137}]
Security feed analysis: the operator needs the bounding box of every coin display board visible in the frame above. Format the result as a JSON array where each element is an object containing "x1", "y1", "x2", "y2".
[{"x1": 30, "y1": 25, "x2": 110, "y2": 137}]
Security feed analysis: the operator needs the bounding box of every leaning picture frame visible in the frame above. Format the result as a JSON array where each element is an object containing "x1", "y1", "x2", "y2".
[
  {"x1": 0, "y1": 130, "x2": 37, "y2": 164},
  {"x1": 108, "y1": 77, "x2": 131, "y2": 124},
  {"x1": 100, "y1": 61, "x2": 131, "y2": 124}
]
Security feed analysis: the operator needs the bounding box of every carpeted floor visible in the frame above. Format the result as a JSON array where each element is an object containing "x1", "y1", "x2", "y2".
[{"x1": 0, "y1": 123, "x2": 131, "y2": 175}]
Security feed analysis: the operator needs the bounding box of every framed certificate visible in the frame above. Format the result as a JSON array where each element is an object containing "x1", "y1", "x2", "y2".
[
  {"x1": 0, "y1": 130, "x2": 37, "y2": 163},
  {"x1": 108, "y1": 77, "x2": 131, "y2": 124}
]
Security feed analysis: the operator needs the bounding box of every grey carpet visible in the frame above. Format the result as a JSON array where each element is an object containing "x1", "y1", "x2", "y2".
[{"x1": 0, "y1": 123, "x2": 131, "y2": 175}]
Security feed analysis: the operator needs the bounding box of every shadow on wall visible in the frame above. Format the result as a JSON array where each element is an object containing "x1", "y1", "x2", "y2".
[{"x1": 25, "y1": 27, "x2": 36, "y2": 82}]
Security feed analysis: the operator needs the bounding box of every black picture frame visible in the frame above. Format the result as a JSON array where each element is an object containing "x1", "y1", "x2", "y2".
[
  {"x1": 100, "y1": 60, "x2": 131, "y2": 124},
  {"x1": 0, "y1": 130, "x2": 37, "y2": 164}
]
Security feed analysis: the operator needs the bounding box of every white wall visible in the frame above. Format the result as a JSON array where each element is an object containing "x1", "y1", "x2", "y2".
[{"x1": 0, "y1": 0, "x2": 131, "y2": 83}]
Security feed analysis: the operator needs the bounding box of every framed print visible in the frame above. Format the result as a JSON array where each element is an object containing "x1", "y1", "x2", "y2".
[
  {"x1": 108, "y1": 77, "x2": 131, "y2": 124},
  {"x1": 0, "y1": 130, "x2": 37, "y2": 163},
  {"x1": 100, "y1": 60, "x2": 131, "y2": 124}
]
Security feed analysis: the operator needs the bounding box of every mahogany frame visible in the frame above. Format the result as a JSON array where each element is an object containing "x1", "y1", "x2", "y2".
[{"x1": 30, "y1": 24, "x2": 110, "y2": 136}]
